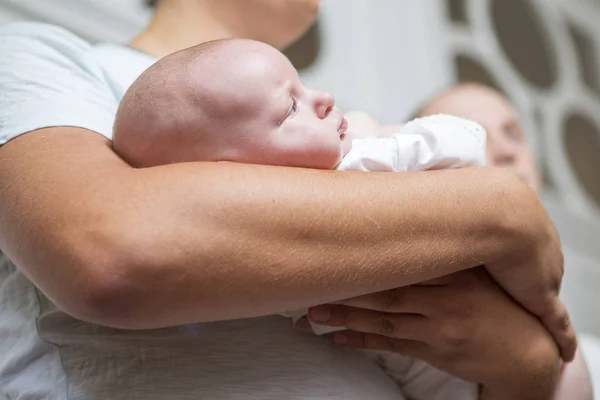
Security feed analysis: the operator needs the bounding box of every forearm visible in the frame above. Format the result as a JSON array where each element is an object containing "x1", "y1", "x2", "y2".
[
  {"x1": 104, "y1": 163, "x2": 535, "y2": 327},
  {"x1": 0, "y1": 129, "x2": 537, "y2": 329}
]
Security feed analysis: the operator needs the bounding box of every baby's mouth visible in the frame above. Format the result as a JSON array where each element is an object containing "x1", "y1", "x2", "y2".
[{"x1": 338, "y1": 116, "x2": 348, "y2": 136}]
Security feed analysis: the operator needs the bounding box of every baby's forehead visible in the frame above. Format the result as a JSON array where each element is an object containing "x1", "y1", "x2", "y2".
[
  {"x1": 164, "y1": 40, "x2": 289, "y2": 119},
  {"x1": 220, "y1": 41, "x2": 295, "y2": 85},
  {"x1": 208, "y1": 41, "x2": 295, "y2": 101}
]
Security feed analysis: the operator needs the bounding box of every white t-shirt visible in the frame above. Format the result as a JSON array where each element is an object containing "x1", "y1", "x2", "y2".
[{"x1": 0, "y1": 21, "x2": 471, "y2": 400}]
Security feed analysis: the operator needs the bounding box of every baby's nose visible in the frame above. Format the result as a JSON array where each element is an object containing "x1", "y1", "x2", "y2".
[{"x1": 314, "y1": 90, "x2": 335, "y2": 119}]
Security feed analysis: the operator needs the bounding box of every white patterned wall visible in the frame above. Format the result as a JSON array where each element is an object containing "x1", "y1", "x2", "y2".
[{"x1": 437, "y1": 0, "x2": 600, "y2": 221}]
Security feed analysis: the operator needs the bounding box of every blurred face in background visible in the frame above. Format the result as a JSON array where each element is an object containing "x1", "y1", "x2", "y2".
[
  {"x1": 420, "y1": 84, "x2": 542, "y2": 193},
  {"x1": 178, "y1": 0, "x2": 320, "y2": 50}
]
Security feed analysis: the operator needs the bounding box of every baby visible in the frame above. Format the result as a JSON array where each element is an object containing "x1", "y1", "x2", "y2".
[
  {"x1": 112, "y1": 38, "x2": 565, "y2": 399},
  {"x1": 112, "y1": 39, "x2": 485, "y2": 173}
]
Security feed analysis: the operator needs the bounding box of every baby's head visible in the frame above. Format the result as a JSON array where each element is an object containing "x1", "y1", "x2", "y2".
[{"x1": 113, "y1": 38, "x2": 347, "y2": 169}]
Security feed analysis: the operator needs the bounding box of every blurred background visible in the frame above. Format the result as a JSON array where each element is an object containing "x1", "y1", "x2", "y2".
[{"x1": 1, "y1": 0, "x2": 599, "y2": 334}]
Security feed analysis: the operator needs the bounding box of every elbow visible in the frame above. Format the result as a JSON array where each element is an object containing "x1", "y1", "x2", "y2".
[
  {"x1": 69, "y1": 271, "x2": 138, "y2": 330},
  {"x1": 56, "y1": 226, "x2": 157, "y2": 330},
  {"x1": 76, "y1": 265, "x2": 143, "y2": 330}
]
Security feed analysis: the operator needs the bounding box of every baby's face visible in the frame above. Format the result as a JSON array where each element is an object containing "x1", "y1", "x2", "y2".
[
  {"x1": 209, "y1": 40, "x2": 347, "y2": 169},
  {"x1": 266, "y1": 63, "x2": 348, "y2": 169}
]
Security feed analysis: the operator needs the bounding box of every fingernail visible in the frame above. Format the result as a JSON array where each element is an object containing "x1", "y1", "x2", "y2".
[
  {"x1": 333, "y1": 332, "x2": 348, "y2": 345},
  {"x1": 309, "y1": 306, "x2": 331, "y2": 323}
]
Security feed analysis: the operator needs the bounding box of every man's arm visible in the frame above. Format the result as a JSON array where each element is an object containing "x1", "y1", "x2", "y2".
[{"x1": 0, "y1": 127, "x2": 555, "y2": 330}]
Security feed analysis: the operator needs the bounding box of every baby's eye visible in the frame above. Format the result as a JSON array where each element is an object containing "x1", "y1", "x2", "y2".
[{"x1": 289, "y1": 98, "x2": 298, "y2": 115}]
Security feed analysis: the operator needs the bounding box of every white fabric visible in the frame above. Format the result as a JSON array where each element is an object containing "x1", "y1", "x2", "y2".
[
  {"x1": 283, "y1": 114, "x2": 486, "y2": 399},
  {"x1": 580, "y1": 334, "x2": 600, "y2": 397},
  {"x1": 0, "y1": 22, "x2": 413, "y2": 400},
  {"x1": 370, "y1": 353, "x2": 480, "y2": 400},
  {"x1": 338, "y1": 114, "x2": 486, "y2": 173}
]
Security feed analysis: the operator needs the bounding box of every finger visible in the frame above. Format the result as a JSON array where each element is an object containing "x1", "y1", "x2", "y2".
[
  {"x1": 542, "y1": 300, "x2": 578, "y2": 362},
  {"x1": 309, "y1": 305, "x2": 431, "y2": 341},
  {"x1": 332, "y1": 330, "x2": 430, "y2": 360},
  {"x1": 334, "y1": 286, "x2": 439, "y2": 314}
]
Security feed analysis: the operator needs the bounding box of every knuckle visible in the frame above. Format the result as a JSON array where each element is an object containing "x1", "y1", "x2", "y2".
[
  {"x1": 441, "y1": 323, "x2": 469, "y2": 351},
  {"x1": 377, "y1": 289, "x2": 402, "y2": 311},
  {"x1": 376, "y1": 317, "x2": 396, "y2": 335},
  {"x1": 559, "y1": 312, "x2": 571, "y2": 331}
]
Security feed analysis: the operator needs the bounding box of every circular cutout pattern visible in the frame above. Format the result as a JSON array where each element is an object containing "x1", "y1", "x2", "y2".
[
  {"x1": 447, "y1": 0, "x2": 468, "y2": 24},
  {"x1": 568, "y1": 24, "x2": 600, "y2": 97},
  {"x1": 284, "y1": 22, "x2": 321, "y2": 71},
  {"x1": 564, "y1": 113, "x2": 600, "y2": 210},
  {"x1": 491, "y1": 0, "x2": 557, "y2": 89},
  {"x1": 454, "y1": 54, "x2": 503, "y2": 93}
]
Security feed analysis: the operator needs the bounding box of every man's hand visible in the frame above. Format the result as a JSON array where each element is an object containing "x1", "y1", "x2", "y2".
[
  {"x1": 483, "y1": 194, "x2": 576, "y2": 362},
  {"x1": 309, "y1": 268, "x2": 562, "y2": 399}
]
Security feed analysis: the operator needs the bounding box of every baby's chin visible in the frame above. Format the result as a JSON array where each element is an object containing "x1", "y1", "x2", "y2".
[
  {"x1": 340, "y1": 137, "x2": 353, "y2": 159},
  {"x1": 319, "y1": 140, "x2": 347, "y2": 170}
]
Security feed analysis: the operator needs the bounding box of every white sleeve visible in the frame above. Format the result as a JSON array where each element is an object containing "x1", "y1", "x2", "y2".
[
  {"x1": 337, "y1": 114, "x2": 487, "y2": 172},
  {"x1": 0, "y1": 22, "x2": 119, "y2": 146},
  {"x1": 373, "y1": 352, "x2": 479, "y2": 400}
]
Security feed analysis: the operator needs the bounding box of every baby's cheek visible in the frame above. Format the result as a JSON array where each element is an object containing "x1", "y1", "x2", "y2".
[{"x1": 318, "y1": 139, "x2": 345, "y2": 170}]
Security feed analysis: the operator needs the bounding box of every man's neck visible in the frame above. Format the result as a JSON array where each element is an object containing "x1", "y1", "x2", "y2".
[{"x1": 129, "y1": 2, "x2": 233, "y2": 59}]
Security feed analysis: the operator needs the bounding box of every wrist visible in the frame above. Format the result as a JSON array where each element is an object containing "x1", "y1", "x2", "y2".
[{"x1": 481, "y1": 169, "x2": 545, "y2": 264}]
